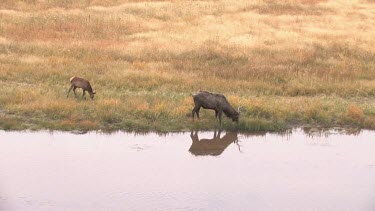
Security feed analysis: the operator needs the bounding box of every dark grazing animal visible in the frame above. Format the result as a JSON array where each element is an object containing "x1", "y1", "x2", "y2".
[
  {"x1": 189, "y1": 131, "x2": 239, "y2": 156},
  {"x1": 67, "y1": 76, "x2": 96, "y2": 100},
  {"x1": 192, "y1": 91, "x2": 239, "y2": 124}
]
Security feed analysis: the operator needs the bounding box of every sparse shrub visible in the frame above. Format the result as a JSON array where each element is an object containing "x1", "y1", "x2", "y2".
[
  {"x1": 60, "y1": 120, "x2": 76, "y2": 130},
  {"x1": 346, "y1": 105, "x2": 365, "y2": 123},
  {"x1": 364, "y1": 116, "x2": 375, "y2": 128},
  {"x1": 79, "y1": 120, "x2": 98, "y2": 130}
]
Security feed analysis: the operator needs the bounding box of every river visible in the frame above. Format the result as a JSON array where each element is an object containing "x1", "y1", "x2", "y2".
[{"x1": 0, "y1": 129, "x2": 374, "y2": 211}]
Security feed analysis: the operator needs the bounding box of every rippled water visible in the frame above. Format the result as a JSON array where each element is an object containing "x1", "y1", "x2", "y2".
[{"x1": 0, "y1": 129, "x2": 374, "y2": 211}]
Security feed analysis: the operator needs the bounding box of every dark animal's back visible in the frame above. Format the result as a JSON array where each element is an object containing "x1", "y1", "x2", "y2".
[{"x1": 193, "y1": 91, "x2": 229, "y2": 106}]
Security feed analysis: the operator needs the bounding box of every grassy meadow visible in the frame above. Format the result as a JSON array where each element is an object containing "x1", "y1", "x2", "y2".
[{"x1": 0, "y1": 0, "x2": 375, "y2": 132}]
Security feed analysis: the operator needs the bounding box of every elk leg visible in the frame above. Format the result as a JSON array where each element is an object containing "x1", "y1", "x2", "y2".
[
  {"x1": 67, "y1": 85, "x2": 73, "y2": 98},
  {"x1": 73, "y1": 87, "x2": 77, "y2": 98}
]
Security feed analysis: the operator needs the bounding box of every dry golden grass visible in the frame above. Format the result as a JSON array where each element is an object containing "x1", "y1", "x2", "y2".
[{"x1": 0, "y1": 0, "x2": 375, "y2": 131}]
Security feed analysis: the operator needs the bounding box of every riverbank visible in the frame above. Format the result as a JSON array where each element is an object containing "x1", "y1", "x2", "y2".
[
  {"x1": 0, "y1": 0, "x2": 374, "y2": 132},
  {"x1": 0, "y1": 95, "x2": 374, "y2": 132}
]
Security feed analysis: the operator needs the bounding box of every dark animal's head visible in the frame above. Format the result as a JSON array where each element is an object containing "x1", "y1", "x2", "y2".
[
  {"x1": 232, "y1": 112, "x2": 239, "y2": 122},
  {"x1": 90, "y1": 90, "x2": 96, "y2": 100}
]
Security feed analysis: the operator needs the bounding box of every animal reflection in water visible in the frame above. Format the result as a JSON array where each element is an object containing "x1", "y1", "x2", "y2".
[{"x1": 189, "y1": 131, "x2": 240, "y2": 156}]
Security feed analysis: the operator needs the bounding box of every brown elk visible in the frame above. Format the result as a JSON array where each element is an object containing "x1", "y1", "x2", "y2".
[
  {"x1": 192, "y1": 91, "x2": 239, "y2": 124},
  {"x1": 189, "y1": 131, "x2": 239, "y2": 156},
  {"x1": 67, "y1": 76, "x2": 96, "y2": 100}
]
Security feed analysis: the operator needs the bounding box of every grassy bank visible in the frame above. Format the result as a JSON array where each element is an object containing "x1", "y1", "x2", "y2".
[{"x1": 0, "y1": 0, "x2": 374, "y2": 132}]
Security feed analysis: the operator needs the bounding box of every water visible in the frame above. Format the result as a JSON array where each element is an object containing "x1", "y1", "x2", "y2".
[{"x1": 0, "y1": 129, "x2": 374, "y2": 211}]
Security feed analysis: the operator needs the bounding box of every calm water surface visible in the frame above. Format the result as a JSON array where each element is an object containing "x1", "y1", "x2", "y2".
[{"x1": 0, "y1": 129, "x2": 374, "y2": 211}]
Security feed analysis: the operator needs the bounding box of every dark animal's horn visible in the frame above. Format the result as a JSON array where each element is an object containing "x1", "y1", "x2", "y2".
[
  {"x1": 238, "y1": 99, "x2": 243, "y2": 113},
  {"x1": 238, "y1": 106, "x2": 243, "y2": 113}
]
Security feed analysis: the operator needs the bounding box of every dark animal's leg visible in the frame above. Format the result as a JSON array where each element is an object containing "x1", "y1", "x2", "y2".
[
  {"x1": 196, "y1": 107, "x2": 201, "y2": 119},
  {"x1": 215, "y1": 110, "x2": 218, "y2": 118},
  {"x1": 218, "y1": 110, "x2": 223, "y2": 125},
  {"x1": 73, "y1": 87, "x2": 77, "y2": 98},
  {"x1": 192, "y1": 106, "x2": 200, "y2": 119},
  {"x1": 82, "y1": 90, "x2": 86, "y2": 99},
  {"x1": 192, "y1": 107, "x2": 196, "y2": 119},
  {"x1": 67, "y1": 85, "x2": 73, "y2": 98},
  {"x1": 218, "y1": 130, "x2": 222, "y2": 138}
]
